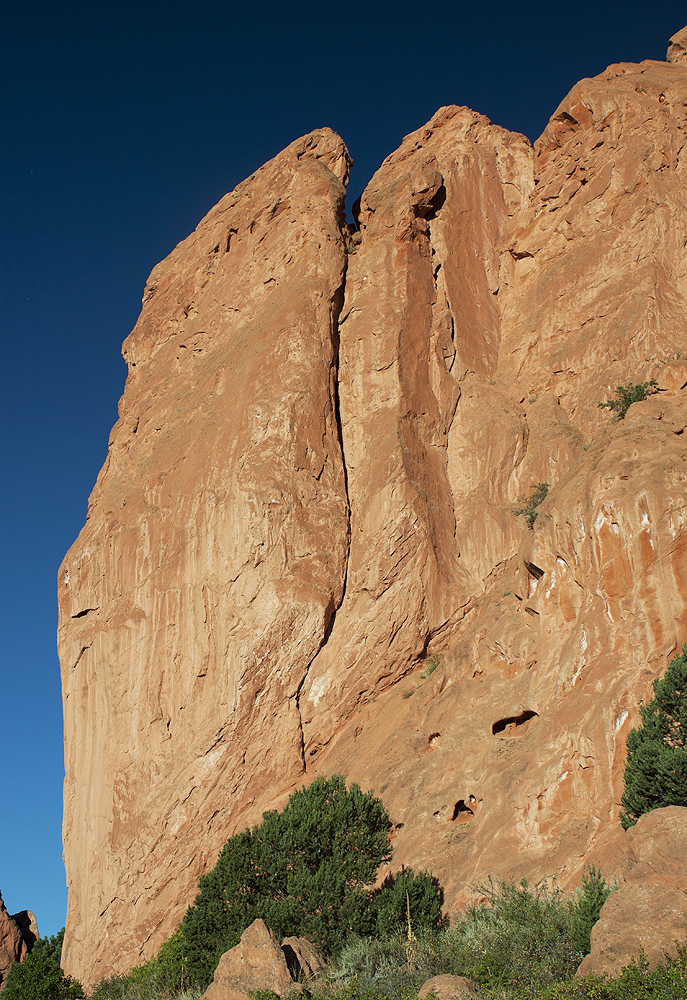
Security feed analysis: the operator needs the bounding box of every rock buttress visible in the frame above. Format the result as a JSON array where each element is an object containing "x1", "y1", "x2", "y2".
[
  {"x1": 308, "y1": 55, "x2": 687, "y2": 910},
  {"x1": 59, "y1": 129, "x2": 352, "y2": 986}
]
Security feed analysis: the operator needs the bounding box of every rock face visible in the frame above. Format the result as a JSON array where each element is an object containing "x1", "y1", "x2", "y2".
[
  {"x1": 579, "y1": 807, "x2": 687, "y2": 976},
  {"x1": 59, "y1": 31, "x2": 687, "y2": 987}
]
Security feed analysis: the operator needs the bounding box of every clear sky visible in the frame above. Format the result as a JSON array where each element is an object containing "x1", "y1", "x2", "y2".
[{"x1": 1, "y1": 0, "x2": 684, "y2": 941}]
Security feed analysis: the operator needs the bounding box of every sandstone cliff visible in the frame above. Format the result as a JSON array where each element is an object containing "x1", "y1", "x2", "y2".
[{"x1": 59, "y1": 33, "x2": 687, "y2": 987}]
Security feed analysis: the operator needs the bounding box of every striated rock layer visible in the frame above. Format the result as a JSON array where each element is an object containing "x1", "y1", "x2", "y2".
[{"x1": 59, "y1": 37, "x2": 687, "y2": 987}]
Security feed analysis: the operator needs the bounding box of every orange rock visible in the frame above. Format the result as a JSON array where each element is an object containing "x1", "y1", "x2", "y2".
[
  {"x1": 579, "y1": 807, "x2": 687, "y2": 977},
  {"x1": 59, "y1": 29, "x2": 687, "y2": 987},
  {"x1": 418, "y1": 974, "x2": 478, "y2": 999},
  {"x1": 201, "y1": 920, "x2": 294, "y2": 1000},
  {"x1": 59, "y1": 128, "x2": 352, "y2": 985}
]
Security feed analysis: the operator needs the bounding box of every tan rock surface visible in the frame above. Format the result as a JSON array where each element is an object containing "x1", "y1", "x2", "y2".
[
  {"x1": 668, "y1": 26, "x2": 687, "y2": 65},
  {"x1": 580, "y1": 807, "x2": 687, "y2": 976},
  {"x1": 201, "y1": 919, "x2": 294, "y2": 1000},
  {"x1": 308, "y1": 47, "x2": 687, "y2": 908},
  {"x1": 60, "y1": 31, "x2": 687, "y2": 987}
]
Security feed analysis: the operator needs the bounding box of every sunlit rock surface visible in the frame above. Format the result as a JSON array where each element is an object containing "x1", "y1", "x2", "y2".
[{"x1": 59, "y1": 36, "x2": 687, "y2": 988}]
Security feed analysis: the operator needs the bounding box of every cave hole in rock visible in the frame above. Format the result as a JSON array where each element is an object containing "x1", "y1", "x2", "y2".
[
  {"x1": 428, "y1": 732, "x2": 441, "y2": 748},
  {"x1": 525, "y1": 561, "x2": 544, "y2": 580},
  {"x1": 450, "y1": 798, "x2": 476, "y2": 822},
  {"x1": 492, "y1": 710, "x2": 539, "y2": 736},
  {"x1": 424, "y1": 184, "x2": 447, "y2": 220}
]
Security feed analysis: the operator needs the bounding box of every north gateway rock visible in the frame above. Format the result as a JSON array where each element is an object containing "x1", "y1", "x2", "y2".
[{"x1": 59, "y1": 31, "x2": 687, "y2": 988}]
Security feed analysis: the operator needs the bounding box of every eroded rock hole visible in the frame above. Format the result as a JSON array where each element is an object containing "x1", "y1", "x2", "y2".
[
  {"x1": 492, "y1": 710, "x2": 539, "y2": 736},
  {"x1": 424, "y1": 184, "x2": 447, "y2": 220},
  {"x1": 525, "y1": 561, "x2": 544, "y2": 580},
  {"x1": 451, "y1": 799, "x2": 475, "y2": 822}
]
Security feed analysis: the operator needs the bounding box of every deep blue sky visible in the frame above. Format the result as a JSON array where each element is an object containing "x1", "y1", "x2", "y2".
[{"x1": 1, "y1": 0, "x2": 684, "y2": 941}]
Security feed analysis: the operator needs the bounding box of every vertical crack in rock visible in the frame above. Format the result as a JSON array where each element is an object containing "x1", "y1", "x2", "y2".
[{"x1": 294, "y1": 248, "x2": 353, "y2": 771}]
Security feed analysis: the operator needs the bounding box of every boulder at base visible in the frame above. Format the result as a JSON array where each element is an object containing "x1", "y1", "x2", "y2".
[
  {"x1": 202, "y1": 919, "x2": 323, "y2": 1000},
  {"x1": 419, "y1": 974, "x2": 478, "y2": 999},
  {"x1": 281, "y1": 935, "x2": 327, "y2": 982},
  {"x1": 578, "y1": 807, "x2": 687, "y2": 977}
]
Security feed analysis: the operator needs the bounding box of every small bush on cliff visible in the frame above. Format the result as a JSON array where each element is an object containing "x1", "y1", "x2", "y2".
[
  {"x1": 514, "y1": 482, "x2": 550, "y2": 529},
  {"x1": 178, "y1": 775, "x2": 444, "y2": 988},
  {"x1": 620, "y1": 644, "x2": 687, "y2": 829},
  {"x1": 3, "y1": 928, "x2": 84, "y2": 1000},
  {"x1": 598, "y1": 379, "x2": 659, "y2": 420}
]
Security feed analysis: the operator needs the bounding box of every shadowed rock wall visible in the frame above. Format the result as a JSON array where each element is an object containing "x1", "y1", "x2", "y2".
[{"x1": 59, "y1": 41, "x2": 687, "y2": 988}]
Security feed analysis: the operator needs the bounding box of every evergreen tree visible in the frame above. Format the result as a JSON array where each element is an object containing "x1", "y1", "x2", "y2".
[
  {"x1": 2, "y1": 928, "x2": 84, "y2": 1000},
  {"x1": 620, "y1": 644, "x2": 687, "y2": 829},
  {"x1": 180, "y1": 775, "x2": 396, "y2": 987},
  {"x1": 570, "y1": 865, "x2": 612, "y2": 955}
]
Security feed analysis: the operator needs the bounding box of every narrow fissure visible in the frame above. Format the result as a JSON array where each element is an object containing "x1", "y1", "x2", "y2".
[{"x1": 294, "y1": 234, "x2": 354, "y2": 768}]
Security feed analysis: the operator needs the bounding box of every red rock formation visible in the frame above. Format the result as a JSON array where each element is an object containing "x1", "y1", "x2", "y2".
[
  {"x1": 59, "y1": 31, "x2": 687, "y2": 987},
  {"x1": 0, "y1": 892, "x2": 36, "y2": 987},
  {"x1": 579, "y1": 807, "x2": 687, "y2": 976}
]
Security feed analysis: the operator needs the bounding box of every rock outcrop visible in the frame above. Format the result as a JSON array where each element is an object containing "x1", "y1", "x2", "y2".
[
  {"x1": 0, "y1": 892, "x2": 36, "y2": 987},
  {"x1": 579, "y1": 807, "x2": 687, "y2": 976},
  {"x1": 59, "y1": 29, "x2": 687, "y2": 987},
  {"x1": 201, "y1": 919, "x2": 322, "y2": 1000}
]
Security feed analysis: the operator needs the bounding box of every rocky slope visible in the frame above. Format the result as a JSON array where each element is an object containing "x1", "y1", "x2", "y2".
[{"x1": 59, "y1": 29, "x2": 687, "y2": 987}]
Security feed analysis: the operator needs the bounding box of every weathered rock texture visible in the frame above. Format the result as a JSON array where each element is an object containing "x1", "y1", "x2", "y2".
[
  {"x1": 579, "y1": 806, "x2": 687, "y2": 976},
  {"x1": 0, "y1": 892, "x2": 36, "y2": 987},
  {"x1": 59, "y1": 32, "x2": 687, "y2": 986}
]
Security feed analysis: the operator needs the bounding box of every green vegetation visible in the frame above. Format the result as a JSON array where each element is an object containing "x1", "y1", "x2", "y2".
[
  {"x1": 514, "y1": 483, "x2": 550, "y2": 529},
  {"x1": 620, "y1": 644, "x2": 687, "y2": 829},
  {"x1": 161, "y1": 775, "x2": 442, "y2": 989},
  {"x1": 316, "y1": 872, "x2": 623, "y2": 1000},
  {"x1": 2, "y1": 928, "x2": 84, "y2": 1000},
  {"x1": 19, "y1": 764, "x2": 682, "y2": 1000},
  {"x1": 598, "y1": 379, "x2": 659, "y2": 421},
  {"x1": 35, "y1": 862, "x2": 686, "y2": 1000},
  {"x1": 420, "y1": 655, "x2": 442, "y2": 679}
]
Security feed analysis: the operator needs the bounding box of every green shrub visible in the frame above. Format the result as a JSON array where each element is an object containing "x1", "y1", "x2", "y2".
[
  {"x1": 421, "y1": 656, "x2": 442, "y2": 679},
  {"x1": 369, "y1": 868, "x2": 445, "y2": 938},
  {"x1": 332, "y1": 875, "x2": 612, "y2": 999},
  {"x1": 620, "y1": 644, "x2": 687, "y2": 829},
  {"x1": 180, "y1": 775, "x2": 396, "y2": 987},
  {"x1": 2, "y1": 928, "x2": 84, "y2": 1000},
  {"x1": 514, "y1": 483, "x2": 550, "y2": 529},
  {"x1": 570, "y1": 866, "x2": 613, "y2": 956},
  {"x1": 454, "y1": 877, "x2": 582, "y2": 994},
  {"x1": 598, "y1": 379, "x2": 659, "y2": 420},
  {"x1": 537, "y1": 944, "x2": 687, "y2": 999}
]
